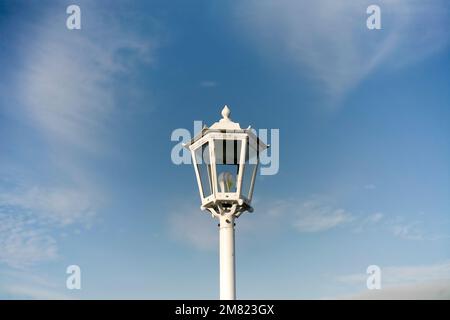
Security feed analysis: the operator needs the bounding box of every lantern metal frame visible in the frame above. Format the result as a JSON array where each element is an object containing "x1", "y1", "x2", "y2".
[
  {"x1": 183, "y1": 105, "x2": 269, "y2": 300},
  {"x1": 184, "y1": 106, "x2": 268, "y2": 218}
]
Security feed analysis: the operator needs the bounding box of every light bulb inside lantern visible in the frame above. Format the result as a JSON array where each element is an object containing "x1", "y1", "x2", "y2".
[{"x1": 218, "y1": 172, "x2": 235, "y2": 192}]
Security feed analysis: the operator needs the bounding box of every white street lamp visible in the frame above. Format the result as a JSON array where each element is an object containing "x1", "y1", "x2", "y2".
[{"x1": 184, "y1": 105, "x2": 268, "y2": 300}]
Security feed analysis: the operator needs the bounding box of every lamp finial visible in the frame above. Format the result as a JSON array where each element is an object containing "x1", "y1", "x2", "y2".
[
  {"x1": 210, "y1": 105, "x2": 240, "y2": 129},
  {"x1": 221, "y1": 105, "x2": 231, "y2": 120}
]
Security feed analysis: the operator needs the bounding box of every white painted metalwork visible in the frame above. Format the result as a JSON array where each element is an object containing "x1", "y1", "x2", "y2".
[{"x1": 184, "y1": 105, "x2": 268, "y2": 300}]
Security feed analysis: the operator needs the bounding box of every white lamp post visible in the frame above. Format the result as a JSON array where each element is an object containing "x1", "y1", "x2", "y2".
[{"x1": 184, "y1": 105, "x2": 268, "y2": 300}]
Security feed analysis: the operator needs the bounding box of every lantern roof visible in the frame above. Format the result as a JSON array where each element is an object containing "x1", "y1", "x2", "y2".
[
  {"x1": 210, "y1": 105, "x2": 242, "y2": 130},
  {"x1": 183, "y1": 105, "x2": 269, "y2": 151}
]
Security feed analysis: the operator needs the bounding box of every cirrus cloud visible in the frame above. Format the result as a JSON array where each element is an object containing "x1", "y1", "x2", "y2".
[{"x1": 234, "y1": 0, "x2": 450, "y2": 100}]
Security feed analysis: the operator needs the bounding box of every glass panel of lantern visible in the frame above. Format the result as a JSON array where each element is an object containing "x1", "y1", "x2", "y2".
[
  {"x1": 194, "y1": 142, "x2": 213, "y2": 198},
  {"x1": 241, "y1": 140, "x2": 259, "y2": 201},
  {"x1": 213, "y1": 139, "x2": 243, "y2": 194}
]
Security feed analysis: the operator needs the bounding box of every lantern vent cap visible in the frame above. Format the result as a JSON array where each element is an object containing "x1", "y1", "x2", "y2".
[
  {"x1": 183, "y1": 104, "x2": 269, "y2": 151},
  {"x1": 210, "y1": 105, "x2": 242, "y2": 130}
]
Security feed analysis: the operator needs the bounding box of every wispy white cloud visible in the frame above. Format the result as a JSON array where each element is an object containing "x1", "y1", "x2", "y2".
[
  {"x1": 0, "y1": 187, "x2": 95, "y2": 227},
  {"x1": 386, "y1": 216, "x2": 450, "y2": 241},
  {"x1": 1, "y1": 284, "x2": 72, "y2": 300},
  {"x1": 255, "y1": 195, "x2": 354, "y2": 233},
  {"x1": 170, "y1": 196, "x2": 355, "y2": 251},
  {"x1": 200, "y1": 80, "x2": 218, "y2": 88},
  {"x1": 336, "y1": 261, "x2": 450, "y2": 299},
  {"x1": 1, "y1": 2, "x2": 161, "y2": 270},
  {"x1": 0, "y1": 185, "x2": 95, "y2": 268},
  {"x1": 169, "y1": 195, "x2": 355, "y2": 250},
  {"x1": 173, "y1": 192, "x2": 447, "y2": 251},
  {"x1": 168, "y1": 207, "x2": 218, "y2": 251},
  {"x1": 338, "y1": 261, "x2": 450, "y2": 286},
  {"x1": 293, "y1": 199, "x2": 353, "y2": 232},
  {"x1": 347, "y1": 281, "x2": 450, "y2": 300},
  {"x1": 17, "y1": 5, "x2": 157, "y2": 154},
  {"x1": 0, "y1": 212, "x2": 57, "y2": 268},
  {"x1": 391, "y1": 221, "x2": 424, "y2": 240},
  {"x1": 0, "y1": 269, "x2": 71, "y2": 299},
  {"x1": 257, "y1": 195, "x2": 446, "y2": 242},
  {"x1": 353, "y1": 212, "x2": 384, "y2": 233},
  {"x1": 234, "y1": 0, "x2": 450, "y2": 100}
]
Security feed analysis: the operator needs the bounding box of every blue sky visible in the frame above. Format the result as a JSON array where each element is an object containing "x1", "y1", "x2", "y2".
[{"x1": 0, "y1": 0, "x2": 449, "y2": 299}]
